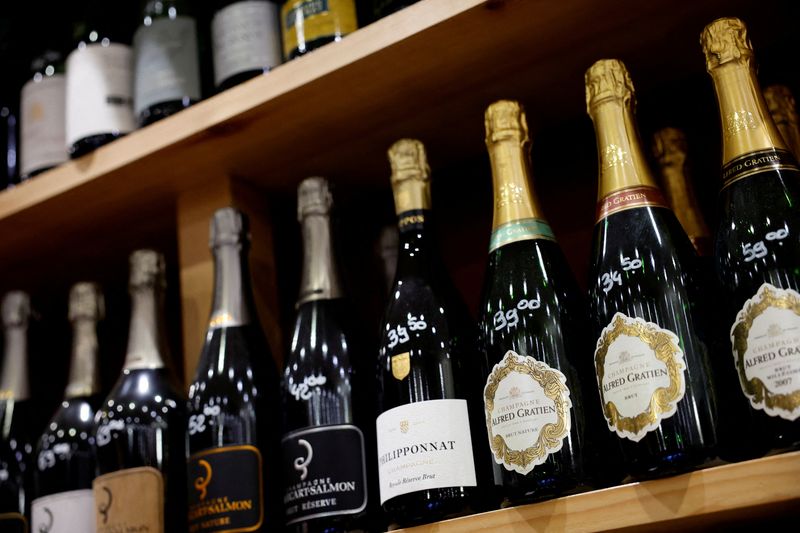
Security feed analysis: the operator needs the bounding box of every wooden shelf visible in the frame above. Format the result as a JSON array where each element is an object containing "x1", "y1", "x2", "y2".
[{"x1": 397, "y1": 451, "x2": 800, "y2": 532}]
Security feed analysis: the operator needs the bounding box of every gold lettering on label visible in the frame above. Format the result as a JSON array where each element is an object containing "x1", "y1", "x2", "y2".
[
  {"x1": 725, "y1": 110, "x2": 757, "y2": 138},
  {"x1": 602, "y1": 144, "x2": 629, "y2": 169}
]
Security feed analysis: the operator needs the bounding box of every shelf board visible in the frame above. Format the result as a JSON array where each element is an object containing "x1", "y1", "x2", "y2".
[
  {"x1": 0, "y1": 0, "x2": 786, "y2": 273},
  {"x1": 396, "y1": 451, "x2": 800, "y2": 532}
]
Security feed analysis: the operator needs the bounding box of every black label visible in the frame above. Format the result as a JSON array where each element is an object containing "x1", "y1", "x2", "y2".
[
  {"x1": 282, "y1": 424, "x2": 367, "y2": 525},
  {"x1": 187, "y1": 445, "x2": 263, "y2": 533},
  {"x1": 397, "y1": 209, "x2": 426, "y2": 231},
  {"x1": 721, "y1": 148, "x2": 799, "y2": 188},
  {"x1": 0, "y1": 513, "x2": 26, "y2": 533}
]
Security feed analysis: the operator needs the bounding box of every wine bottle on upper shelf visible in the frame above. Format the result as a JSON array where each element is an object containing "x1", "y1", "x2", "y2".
[
  {"x1": 377, "y1": 224, "x2": 398, "y2": 294},
  {"x1": 280, "y1": 0, "x2": 358, "y2": 61},
  {"x1": 764, "y1": 84, "x2": 800, "y2": 161},
  {"x1": 93, "y1": 250, "x2": 187, "y2": 533},
  {"x1": 367, "y1": 0, "x2": 419, "y2": 22},
  {"x1": 187, "y1": 208, "x2": 282, "y2": 532},
  {"x1": 20, "y1": 49, "x2": 67, "y2": 180},
  {"x1": 478, "y1": 100, "x2": 594, "y2": 504},
  {"x1": 376, "y1": 139, "x2": 493, "y2": 528},
  {"x1": 66, "y1": 0, "x2": 137, "y2": 158},
  {"x1": 32, "y1": 283, "x2": 103, "y2": 533},
  {"x1": 651, "y1": 128, "x2": 712, "y2": 257},
  {"x1": 281, "y1": 177, "x2": 370, "y2": 532},
  {"x1": 211, "y1": 0, "x2": 282, "y2": 91},
  {"x1": 0, "y1": 292, "x2": 36, "y2": 529},
  {"x1": 134, "y1": 0, "x2": 202, "y2": 126},
  {"x1": 585, "y1": 59, "x2": 719, "y2": 479},
  {"x1": 0, "y1": 97, "x2": 19, "y2": 190},
  {"x1": 701, "y1": 18, "x2": 800, "y2": 450}
]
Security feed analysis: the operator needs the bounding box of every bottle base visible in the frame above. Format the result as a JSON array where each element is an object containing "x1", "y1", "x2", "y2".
[
  {"x1": 382, "y1": 488, "x2": 479, "y2": 529},
  {"x1": 138, "y1": 99, "x2": 197, "y2": 127},
  {"x1": 69, "y1": 133, "x2": 126, "y2": 159},
  {"x1": 623, "y1": 446, "x2": 717, "y2": 482},
  {"x1": 215, "y1": 68, "x2": 272, "y2": 93},
  {"x1": 500, "y1": 475, "x2": 592, "y2": 508}
]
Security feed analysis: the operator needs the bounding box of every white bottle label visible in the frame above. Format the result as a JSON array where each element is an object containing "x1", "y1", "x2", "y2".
[
  {"x1": 212, "y1": 0, "x2": 282, "y2": 87},
  {"x1": 32, "y1": 489, "x2": 96, "y2": 533},
  {"x1": 731, "y1": 283, "x2": 800, "y2": 421},
  {"x1": 594, "y1": 312, "x2": 687, "y2": 442},
  {"x1": 483, "y1": 351, "x2": 571, "y2": 475},
  {"x1": 376, "y1": 399, "x2": 477, "y2": 505},
  {"x1": 66, "y1": 43, "x2": 136, "y2": 147},
  {"x1": 20, "y1": 75, "x2": 67, "y2": 176},
  {"x1": 133, "y1": 16, "x2": 201, "y2": 116}
]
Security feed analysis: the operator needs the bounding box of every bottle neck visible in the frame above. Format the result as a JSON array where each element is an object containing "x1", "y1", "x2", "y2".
[
  {"x1": 657, "y1": 159, "x2": 711, "y2": 256},
  {"x1": 487, "y1": 139, "x2": 554, "y2": 251},
  {"x1": 711, "y1": 62, "x2": 787, "y2": 164},
  {"x1": 395, "y1": 209, "x2": 437, "y2": 278},
  {"x1": 124, "y1": 285, "x2": 166, "y2": 370},
  {"x1": 209, "y1": 243, "x2": 253, "y2": 329},
  {"x1": 0, "y1": 326, "x2": 30, "y2": 401},
  {"x1": 65, "y1": 318, "x2": 101, "y2": 399},
  {"x1": 298, "y1": 213, "x2": 343, "y2": 305},
  {"x1": 591, "y1": 100, "x2": 665, "y2": 221}
]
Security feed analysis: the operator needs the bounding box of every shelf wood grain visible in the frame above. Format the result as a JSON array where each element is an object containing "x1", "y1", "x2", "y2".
[{"x1": 395, "y1": 451, "x2": 800, "y2": 532}]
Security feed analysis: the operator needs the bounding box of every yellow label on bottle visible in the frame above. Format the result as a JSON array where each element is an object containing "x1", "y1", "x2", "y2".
[{"x1": 281, "y1": 0, "x2": 358, "y2": 58}]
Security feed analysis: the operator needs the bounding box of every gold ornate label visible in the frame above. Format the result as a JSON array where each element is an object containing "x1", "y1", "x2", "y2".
[
  {"x1": 94, "y1": 467, "x2": 164, "y2": 533},
  {"x1": 594, "y1": 313, "x2": 687, "y2": 442},
  {"x1": 731, "y1": 283, "x2": 800, "y2": 420},
  {"x1": 391, "y1": 352, "x2": 410, "y2": 381},
  {"x1": 483, "y1": 351, "x2": 571, "y2": 475}
]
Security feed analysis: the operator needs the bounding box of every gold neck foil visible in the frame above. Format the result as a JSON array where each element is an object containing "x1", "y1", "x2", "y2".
[
  {"x1": 701, "y1": 18, "x2": 753, "y2": 71},
  {"x1": 764, "y1": 84, "x2": 800, "y2": 160},
  {"x1": 652, "y1": 128, "x2": 711, "y2": 253},
  {"x1": 388, "y1": 139, "x2": 431, "y2": 215},
  {"x1": 485, "y1": 100, "x2": 546, "y2": 229},
  {"x1": 586, "y1": 59, "x2": 658, "y2": 200}
]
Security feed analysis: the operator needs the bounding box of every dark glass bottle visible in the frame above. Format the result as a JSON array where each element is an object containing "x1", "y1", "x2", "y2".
[
  {"x1": 367, "y1": 0, "x2": 419, "y2": 22},
  {"x1": 20, "y1": 50, "x2": 67, "y2": 180},
  {"x1": 280, "y1": 0, "x2": 358, "y2": 61},
  {"x1": 187, "y1": 208, "x2": 282, "y2": 532},
  {"x1": 66, "y1": 0, "x2": 137, "y2": 158},
  {"x1": 211, "y1": 0, "x2": 282, "y2": 91},
  {"x1": 585, "y1": 59, "x2": 719, "y2": 480},
  {"x1": 281, "y1": 178, "x2": 369, "y2": 532},
  {"x1": 376, "y1": 139, "x2": 492, "y2": 528},
  {"x1": 478, "y1": 100, "x2": 593, "y2": 505},
  {"x1": 764, "y1": 84, "x2": 800, "y2": 161},
  {"x1": 651, "y1": 128, "x2": 712, "y2": 257},
  {"x1": 0, "y1": 98, "x2": 19, "y2": 190},
  {"x1": 93, "y1": 250, "x2": 188, "y2": 532},
  {"x1": 134, "y1": 0, "x2": 202, "y2": 126},
  {"x1": 31, "y1": 283, "x2": 103, "y2": 533},
  {"x1": 702, "y1": 18, "x2": 800, "y2": 451},
  {"x1": 0, "y1": 292, "x2": 36, "y2": 529}
]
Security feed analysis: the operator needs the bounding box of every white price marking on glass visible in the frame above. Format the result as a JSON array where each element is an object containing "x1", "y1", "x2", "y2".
[
  {"x1": 387, "y1": 313, "x2": 429, "y2": 348},
  {"x1": 493, "y1": 298, "x2": 541, "y2": 332},
  {"x1": 601, "y1": 271, "x2": 622, "y2": 294},
  {"x1": 620, "y1": 255, "x2": 642, "y2": 271},
  {"x1": 743, "y1": 227, "x2": 789, "y2": 262}
]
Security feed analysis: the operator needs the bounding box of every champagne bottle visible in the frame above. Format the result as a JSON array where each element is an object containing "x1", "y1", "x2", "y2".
[
  {"x1": 478, "y1": 100, "x2": 593, "y2": 503},
  {"x1": 585, "y1": 59, "x2": 718, "y2": 479},
  {"x1": 377, "y1": 224, "x2": 398, "y2": 294},
  {"x1": 764, "y1": 84, "x2": 800, "y2": 161},
  {"x1": 211, "y1": 0, "x2": 282, "y2": 91},
  {"x1": 0, "y1": 292, "x2": 36, "y2": 527},
  {"x1": 66, "y1": 0, "x2": 137, "y2": 158},
  {"x1": 32, "y1": 283, "x2": 103, "y2": 533},
  {"x1": 702, "y1": 18, "x2": 800, "y2": 449},
  {"x1": 281, "y1": 178, "x2": 369, "y2": 531},
  {"x1": 652, "y1": 128, "x2": 712, "y2": 257},
  {"x1": 94, "y1": 250, "x2": 187, "y2": 532},
  {"x1": 20, "y1": 49, "x2": 67, "y2": 179},
  {"x1": 376, "y1": 139, "x2": 490, "y2": 527},
  {"x1": 280, "y1": 0, "x2": 358, "y2": 61},
  {"x1": 368, "y1": 0, "x2": 419, "y2": 22},
  {"x1": 187, "y1": 208, "x2": 282, "y2": 532},
  {"x1": 134, "y1": 0, "x2": 202, "y2": 126},
  {"x1": 0, "y1": 97, "x2": 19, "y2": 190}
]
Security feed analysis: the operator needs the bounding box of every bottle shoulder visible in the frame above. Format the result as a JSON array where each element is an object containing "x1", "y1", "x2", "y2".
[{"x1": 97, "y1": 368, "x2": 186, "y2": 423}]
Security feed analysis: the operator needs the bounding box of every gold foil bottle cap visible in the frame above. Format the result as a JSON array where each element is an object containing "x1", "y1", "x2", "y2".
[
  {"x1": 1, "y1": 291, "x2": 30, "y2": 327},
  {"x1": 297, "y1": 177, "x2": 333, "y2": 220},
  {"x1": 129, "y1": 249, "x2": 166, "y2": 289},
  {"x1": 210, "y1": 207, "x2": 249, "y2": 248},
  {"x1": 69, "y1": 282, "x2": 105, "y2": 322},
  {"x1": 764, "y1": 85, "x2": 798, "y2": 126},
  {"x1": 701, "y1": 17, "x2": 753, "y2": 71},
  {"x1": 388, "y1": 139, "x2": 430, "y2": 185},
  {"x1": 585, "y1": 59, "x2": 635, "y2": 113},
  {"x1": 485, "y1": 100, "x2": 530, "y2": 145},
  {"x1": 652, "y1": 127, "x2": 689, "y2": 168}
]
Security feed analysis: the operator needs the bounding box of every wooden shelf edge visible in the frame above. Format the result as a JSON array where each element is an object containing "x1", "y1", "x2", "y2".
[{"x1": 397, "y1": 451, "x2": 800, "y2": 532}]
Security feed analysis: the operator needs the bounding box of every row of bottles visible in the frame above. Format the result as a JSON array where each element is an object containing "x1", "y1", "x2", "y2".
[
  {"x1": 0, "y1": 14, "x2": 799, "y2": 532},
  {"x1": 1, "y1": 0, "x2": 421, "y2": 188}
]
